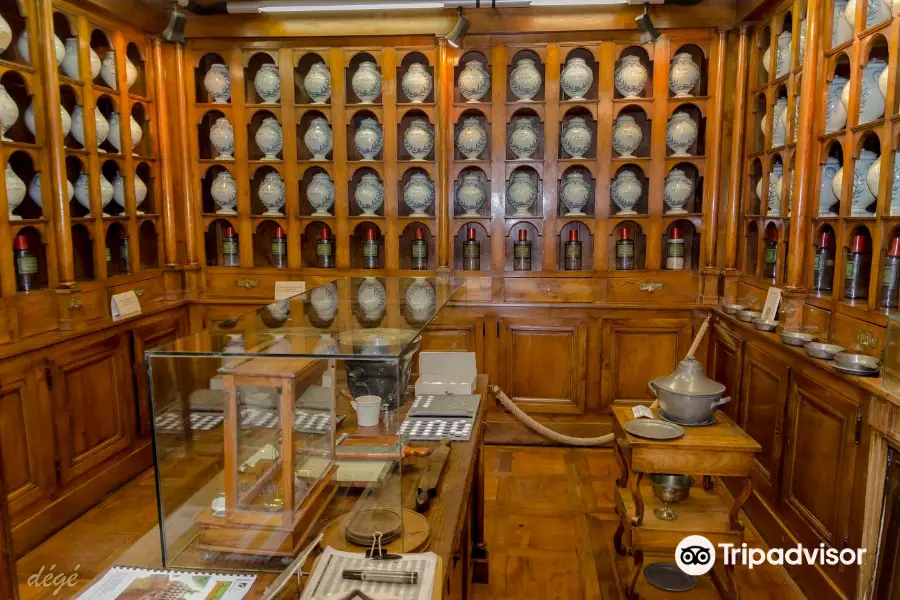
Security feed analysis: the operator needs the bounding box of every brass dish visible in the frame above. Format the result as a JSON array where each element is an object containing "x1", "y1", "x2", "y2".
[{"x1": 649, "y1": 473, "x2": 694, "y2": 521}]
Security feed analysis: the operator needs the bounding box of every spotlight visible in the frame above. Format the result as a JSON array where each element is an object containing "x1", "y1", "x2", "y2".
[
  {"x1": 446, "y1": 6, "x2": 470, "y2": 49},
  {"x1": 635, "y1": 3, "x2": 660, "y2": 44},
  {"x1": 162, "y1": 2, "x2": 187, "y2": 45}
]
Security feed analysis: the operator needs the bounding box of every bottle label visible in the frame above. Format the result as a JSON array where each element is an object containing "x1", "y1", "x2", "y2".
[
  {"x1": 884, "y1": 262, "x2": 899, "y2": 286},
  {"x1": 616, "y1": 242, "x2": 634, "y2": 258},
  {"x1": 362, "y1": 242, "x2": 378, "y2": 258},
  {"x1": 764, "y1": 247, "x2": 776, "y2": 265},
  {"x1": 222, "y1": 239, "x2": 237, "y2": 255},
  {"x1": 121, "y1": 244, "x2": 129, "y2": 262},
  {"x1": 316, "y1": 241, "x2": 332, "y2": 256},
  {"x1": 814, "y1": 252, "x2": 822, "y2": 273},
  {"x1": 464, "y1": 244, "x2": 480, "y2": 258},
  {"x1": 106, "y1": 247, "x2": 112, "y2": 262},
  {"x1": 411, "y1": 243, "x2": 428, "y2": 258},
  {"x1": 16, "y1": 255, "x2": 37, "y2": 275},
  {"x1": 514, "y1": 243, "x2": 531, "y2": 259},
  {"x1": 666, "y1": 242, "x2": 685, "y2": 258},
  {"x1": 271, "y1": 239, "x2": 286, "y2": 257},
  {"x1": 566, "y1": 244, "x2": 582, "y2": 258},
  {"x1": 845, "y1": 257, "x2": 858, "y2": 280},
  {"x1": 666, "y1": 256, "x2": 685, "y2": 270}
]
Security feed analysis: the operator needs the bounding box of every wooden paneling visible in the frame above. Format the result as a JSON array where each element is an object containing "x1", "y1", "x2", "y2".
[
  {"x1": 418, "y1": 318, "x2": 485, "y2": 374},
  {"x1": 708, "y1": 323, "x2": 744, "y2": 423}
]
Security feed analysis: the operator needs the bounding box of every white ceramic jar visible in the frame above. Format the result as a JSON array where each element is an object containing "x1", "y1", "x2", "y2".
[
  {"x1": 832, "y1": 165, "x2": 845, "y2": 208},
  {"x1": 17, "y1": 32, "x2": 63, "y2": 67},
  {"x1": 255, "y1": 116, "x2": 283, "y2": 161},
  {"x1": 124, "y1": 54, "x2": 138, "y2": 90},
  {"x1": 99, "y1": 173, "x2": 113, "y2": 216},
  {"x1": 456, "y1": 171, "x2": 487, "y2": 216},
  {"x1": 209, "y1": 116, "x2": 234, "y2": 160},
  {"x1": 880, "y1": 64, "x2": 889, "y2": 100},
  {"x1": 27, "y1": 173, "x2": 71, "y2": 212},
  {"x1": 775, "y1": 31, "x2": 792, "y2": 78},
  {"x1": 456, "y1": 117, "x2": 488, "y2": 160},
  {"x1": 94, "y1": 107, "x2": 109, "y2": 150},
  {"x1": 614, "y1": 55, "x2": 648, "y2": 99},
  {"x1": 772, "y1": 97, "x2": 788, "y2": 147},
  {"x1": 100, "y1": 50, "x2": 118, "y2": 88},
  {"x1": 561, "y1": 117, "x2": 593, "y2": 159},
  {"x1": 845, "y1": 0, "x2": 858, "y2": 37},
  {"x1": 819, "y1": 156, "x2": 841, "y2": 216},
  {"x1": 112, "y1": 173, "x2": 127, "y2": 211},
  {"x1": 304, "y1": 116, "x2": 333, "y2": 160},
  {"x1": 204, "y1": 64, "x2": 231, "y2": 104},
  {"x1": 311, "y1": 283, "x2": 338, "y2": 321},
  {"x1": 851, "y1": 149, "x2": 878, "y2": 215},
  {"x1": 403, "y1": 172, "x2": 435, "y2": 217},
  {"x1": 303, "y1": 62, "x2": 331, "y2": 104},
  {"x1": 669, "y1": 52, "x2": 701, "y2": 97},
  {"x1": 354, "y1": 117, "x2": 383, "y2": 160},
  {"x1": 61, "y1": 38, "x2": 81, "y2": 79},
  {"x1": 864, "y1": 0, "x2": 892, "y2": 27},
  {"x1": 134, "y1": 173, "x2": 147, "y2": 213},
  {"x1": 767, "y1": 162, "x2": 783, "y2": 216},
  {"x1": 258, "y1": 171, "x2": 286, "y2": 216},
  {"x1": 351, "y1": 61, "x2": 382, "y2": 103},
  {"x1": 0, "y1": 14, "x2": 11, "y2": 55},
  {"x1": 664, "y1": 169, "x2": 693, "y2": 214},
  {"x1": 402, "y1": 62, "x2": 432, "y2": 103},
  {"x1": 560, "y1": 56, "x2": 593, "y2": 100},
  {"x1": 458, "y1": 60, "x2": 490, "y2": 103},
  {"x1": 560, "y1": 171, "x2": 591, "y2": 216},
  {"x1": 307, "y1": 172, "x2": 335, "y2": 216},
  {"x1": 74, "y1": 172, "x2": 91, "y2": 212},
  {"x1": 403, "y1": 119, "x2": 434, "y2": 160},
  {"x1": 799, "y1": 19, "x2": 807, "y2": 65},
  {"x1": 858, "y1": 58, "x2": 887, "y2": 123},
  {"x1": 666, "y1": 111, "x2": 698, "y2": 157},
  {"x1": 107, "y1": 111, "x2": 124, "y2": 152},
  {"x1": 354, "y1": 172, "x2": 384, "y2": 215},
  {"x1": 5, "y1": 165, "x2": 25, "y2": 220},
  {"x1": 506, "y1": 170, "x2": 537, "y2": 217},
  {"x1": 406, "y1": 278, "x2": 436, "y2": 323},
  {"x1": 507, "y1": 117, "x2": 539, "y2": 159},
  {"x1": 611, "y1": 170, "x2": 642, "y2": 215},
  {"x1": 825, "y1": 75, "x2": 849, "y2": 133},
  {"x1": 0, "y1": 84, "x2": 19, "y2": 141},
  {"x1": 833, "y1": 0, "x2": 853, "y2": 47},
  {"x1": 866, "y1": 155, "x2": 882, "y2": 199},
  {"x1": 357, "y1": 277, "x2": 387, "y2": 321},
  {"x1": 890, "y1": 152, "x2": 900, "y2": 216},
  {"x1": 254, "y1": 63, "x2": 281, "y2": 104},
  {"x1": 509, "y1": 58, "x2": 542, "y2": 101},
  {"x1": 211, "y1": 170, "x2": 237, "y2": 214},
  {"x1": 612, "y1": 115, "x2": 642, "y2": 158},
  {"x1": 25, "y1": 102, "x2": 70, "y2": 139}
]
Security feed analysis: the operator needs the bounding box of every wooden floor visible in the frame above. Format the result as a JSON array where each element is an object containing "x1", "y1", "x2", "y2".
[{"x1": 16, "y1": 446, "x2": 806, "y2": 600}]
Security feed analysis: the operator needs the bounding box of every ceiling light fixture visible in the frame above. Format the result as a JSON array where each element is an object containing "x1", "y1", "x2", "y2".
[
  {"x1": 635, "y1": 3, "x2": 661, "y2": 43},
  {"x1": 254, "y1": 1, "x2": 442, "y2": 13},
  {"x1": 238, "y1": 0, "x2": 630, "y2": 13},
  {"x1": 446, "y1": 6, "x2": 470, "y2": 48}
]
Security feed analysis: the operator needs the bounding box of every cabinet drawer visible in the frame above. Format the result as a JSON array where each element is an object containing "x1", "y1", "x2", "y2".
[
  {"x1": 459, "y1": 276, "x2": 492, "y2": 302},
  {"x1": 70, "y1": 288, "x2": 108, "y2": 326},
  {"x1": 831, "y1": 312, "x2": 884, "y2": 357},
  {"x1": 15, "y1": 292, "x2": 59, "y2": 338},
  {"x1": 206, "y1": 272, "x2": 283, "y2": 299},
  {"x1": 605, "y1": 272, "x2": 698, "y2": 304},
  {"x1": 503, "y1": 278, "x2": 593, "y2": 303},
  {"x1": 109, "y1": 276, "x2": 166, "y2": 308}
]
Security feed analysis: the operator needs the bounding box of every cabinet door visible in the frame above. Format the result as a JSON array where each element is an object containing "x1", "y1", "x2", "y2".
[
  {"x1": 48, "y1": 334, "x2": 135, "y2": 487},
  {"x1": 132, "y1": 312, "x2": 188, "y2": 438},
  {"x1": 498, "y1": 317, "x2": 588, "y2": 414},
  {"x1": 709, "y1": 325, "x2": 744, "y2": 424},
  {"x1": 600, "y1": 317, "x2": 692, "y2": 408},
  {"x1": 416, "y1": 308, "x2": 485, "y2": 374},
  {"x1": 739, "y1": 343, "x2": 789, "y2": 501}
]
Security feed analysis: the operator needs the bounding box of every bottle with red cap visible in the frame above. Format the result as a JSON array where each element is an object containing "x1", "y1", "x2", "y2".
[
  {"x1": 317, "y1": 226, "x2": 334, "y2": 268},
  {"x1": 666, "y1": 226, "x2": 685, "y2": 270},
  {"x1": 410, "y1": 227, "x2": 428, "y2": 270},
  {"x1": 271, "y1": 226, "x2": 287, "y2": 269},
  {"x1": 844, "y1": 233, "x2": 871, "y2": 301},
  {"x1": 880, "y1": 235, "x2": 900, "y2": 309},
  {"x1": 564, "y1": 228, "x2": 582, "y2": 271},
  {"x1": 361, "y1": 227, "x2": 379, "y2": 269},
  {"x1": 14, "y1": 234, "x2": 37, "y2": 292},
  {"x1": 119, "y1": 228, "x2": 131, "y2": 275},
  {"x1": 222, "y1": 225, "x2": 239, "y2": 267},
  {"x1": 463, "y1": 226, "x2": 480, "y2": 271},
  {"x1": 763, "y1": 229, "x2": 778, "y2": 280},
  {"x1": 812, "y1": 230, "x2": 835, "y2": 292},
  {"x1": 616, "y1": 227, "x2": 634, "y2": 271},
  {"x1": 513, "y1": 229, "x2": 531, "y2": 271}
]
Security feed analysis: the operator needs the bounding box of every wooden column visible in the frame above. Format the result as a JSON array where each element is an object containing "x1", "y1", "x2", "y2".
[
  {"x1": 783, "y1": 0, "x2": 822, "y2": 330},
  {"x1": 153, "y1": 40, "x2": 178, "y2": 269},
  {"x1": 436, "y1": 38, "x2": 452, "y2": 272},
  {"x1": 722, "y1": 26, "x2": 751, "y2": 303},
  {"x1": 174, "y1": 43, "x2": 202, "y2": 296},
  {"x1": 703, "y1": 28, "x2": 729, "y2": 305}
]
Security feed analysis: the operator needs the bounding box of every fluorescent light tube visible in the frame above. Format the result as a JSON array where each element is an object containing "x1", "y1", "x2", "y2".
[
  {"x1": 256, "y1": 1, "x2": 443, "y2": 12},
  {"x1": 529, "y1": 0, "x2": 627, "y2": 4}
]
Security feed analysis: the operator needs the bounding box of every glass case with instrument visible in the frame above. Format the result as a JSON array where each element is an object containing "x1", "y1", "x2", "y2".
[{"x1": 145, "y1": 276, "x2": 466, "y2": 572}]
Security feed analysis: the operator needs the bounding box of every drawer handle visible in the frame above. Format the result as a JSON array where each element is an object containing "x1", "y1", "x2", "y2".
[
  {"x1": 639, "y1": 282, "x2": 663, "y2": 293},
  {"x1": 236, "y1": 279, "x2": 259, "y2": 289},
  {"x1": 857, "y1": 330, "x2": 878, "y2": 349},
  {"x1": 133, "y1": 287, "x2": 146, "y2": 297},
  {"x1": 66, "y1": 297, "x2": 82, "y2": 310},
  {"x1": 747, "y1": 293, "x2": 760, "y2": 308}
]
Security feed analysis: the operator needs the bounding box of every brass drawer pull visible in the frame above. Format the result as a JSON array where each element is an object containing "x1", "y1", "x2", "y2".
[
  {"x1": 66, "y1": 297, "x2": 82, "y2": 310},
  {"x1": 856, "y1": 330, "x2": 878, "y2": 349},
  {"x1": 638, "y1": 282, "x2": 663, "y2": 293},
  {"x1": 236, "y1": 279, "x2": 259, "y2": 289},
  {"x1": 133, "y1": 287, "x2": 146, "y2": 297},
  {"x1": 537, "y1": 282, "x2": 559, "y2": 293}
]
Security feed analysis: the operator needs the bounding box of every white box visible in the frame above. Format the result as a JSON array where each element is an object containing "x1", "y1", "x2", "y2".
[{"x1": 415, "y1": 351, "x2": 477, "y2": 395}]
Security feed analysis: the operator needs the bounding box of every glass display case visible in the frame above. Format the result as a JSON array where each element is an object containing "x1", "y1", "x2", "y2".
[{"x1": 145, "y1": 276, "x2": 466, "y2": 571}]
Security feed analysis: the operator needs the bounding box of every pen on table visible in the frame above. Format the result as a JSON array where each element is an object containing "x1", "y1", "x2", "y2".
[{"x1": 342, "y1": 569, "x2": 419, "y2": 584}]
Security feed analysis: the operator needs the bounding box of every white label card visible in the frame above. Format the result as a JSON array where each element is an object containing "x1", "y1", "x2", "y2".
[
  {"x1": 274, "y1": 281, "x2": 306, "y2": 301},
  {"x1": 111, "y1": 291, "x2": 142, "y2": 319},
  {"x1": 761, "y1": 287, "x2": 782, "y2": 322},
  {"x1": 631, "y1": 405, "x2": 654, "y2": 419}
]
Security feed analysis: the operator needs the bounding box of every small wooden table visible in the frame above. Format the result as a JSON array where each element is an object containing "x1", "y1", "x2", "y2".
[{"x1": 611, "y1": 406, "x2": 761, "y2": 600}]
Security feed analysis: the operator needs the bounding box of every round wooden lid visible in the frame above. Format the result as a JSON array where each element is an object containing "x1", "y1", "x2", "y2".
[{"x1": 344, "y1": 508, "x2": 403, "y2": 546}]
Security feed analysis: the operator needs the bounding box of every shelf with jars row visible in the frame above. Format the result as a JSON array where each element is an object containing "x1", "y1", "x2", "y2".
[{"x1": 0, "y1": 0, "x2": 171, "y2": 340}]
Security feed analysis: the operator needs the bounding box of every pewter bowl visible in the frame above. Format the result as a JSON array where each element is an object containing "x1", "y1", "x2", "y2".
[
  {"x1": 752, "y1": 318, "x2": 778, "y2": 332},
  {"x1": 721, "y1": 303, "x2": 746, "y2": 315},
  {"x1": 781, "y1": 331, "x2": 816, "y2": 347},
  {"x1": 736, "y1": 310, "x2": 762, "y2": 322},
  {"x1": 804, "y1": 342, "x2": 845, "y2": 360},
  {"x1": 833, "y1": 352, "x2": 880, "y2": 371},
  {"x1": 650, "y1": 474, "x2": 694, "y2": 504}
]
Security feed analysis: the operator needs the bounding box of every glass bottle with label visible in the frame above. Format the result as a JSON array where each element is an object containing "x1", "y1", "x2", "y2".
[
  {"x1": 222, "y1": 226, "x2": 239, "y2": 267},
  {"x1": 881, "y1": 236, "x2": 900, "y2": 309},
  {"x1": 410, "y1": 227, "x2": 428, "y2": 270},
  {"x1": 120, "y1": 229, "x2": 131, "y2": 275},
  {"x1": 361, "y1": 227, "x2": 379, "y2": 269},
  {"x1": 666, "y1": 226, "x2": 685, "y2": 270},
  {"x1": 271, "y1": 226, "x2": 287, "y2": 268},
  {"x1": 317, "y1": 226, "x2": 334, "y2": 268},
  {"x1": 564, "y1": 229, "x2": 582, "y2": 271},
  {"x1": 616, "y1": 228, "x2": 635, "y2": 271},
  {"x1": 463, "y1": 226, "x2": 480, "y2": 271},
  {"x1": 844, "y1": 233, "x2": 871, "y2": 301},
  {"x1": 513, "y1": 229, "x2": 531, "y2": 271},
  {"x1": 14, "y1": 234, "x2": 37, "y2": 292},
  {"x1": 762, "y1": 229, "x2": 778, "y2": 280},
  {"x1": 812, "y1": 230, "x2": 835, "y2": 292}
]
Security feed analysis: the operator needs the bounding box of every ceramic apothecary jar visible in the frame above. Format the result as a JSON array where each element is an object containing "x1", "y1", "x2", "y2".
[
  {"x1": 611, "y1": 171, "x2": 642, "y2": 215},
  {"x1": 0, "y1": 15, "x2": 11, "y2": 55},
  {"x1": 669, "y1": 52, "x2": 701, "y2": 97},
  {"x1": 560, "y1": 57, "x2": 593, "y2": 100},
  {"x1": 614, "y1": 55, "x2": 648, "y2": 99},
  {"x1": 406, "y1": 279, "x2": 436, "y2": 324},
  {"x1": 355, "y1": 172, "x2": 384, "y2": 216},
  {"x1": 510, "y1": 58, "x2": 542, "y2": 101},
  {"x1": 458, "y1": 60, "x2": 490, "y2": 103},
  {"x1": 508, "y1": 117, "x2": 539, "y2": 159},
  {"x1": 352, "y1": 61, "x2": 382, "y2": 103},
  {"x1": 402, "y1": 63, "x2": 432, "y2": 103},
  {"x1": 255, "y1": 117, "x2": 283, "y2": 161},
  {"x1": 304, "y1": 62, "x2": 331, "y2": 104},
  {"x1": 819, "y1": 157, "x2": 841, "y2": 216},
  {"x1": 456, "y1": 171, "x2": 487, "y2": 216},
  {"x1": 259, "y1": 171, "x2": 286, "y2": 216},
  {"x1": 858, "y1": 59, "x2": 887, "y2": 124},
  {"x1": 767, "y1": 162, "x2": 784, "y2": 216},
  {"x1": 666, "y1": 112, "x2": 698, "y2": 157},
  {"x1": 560, "y1": 171, "x2": 591, "y2": 216},
  {"x1": 890, "y1": 152, "x2": 900, "y2": 216},
  {"x1": 17, "y1": 31, "x2": 64, "y2": 67},
  {"x1": 0, "y1": 85, "x2": 18, "y2": 141},
  {"x1": 304, "y1": 117, "x2": 333, "y2": 160},
  {"x1": 403, "y1": 172, "x2": 435, "y2": 217},
  {"x1": 211, "y1": 170, "x2": 237, "y2": 214},
  {"x1": 209, "y1": 117, "x2": 234, "y2": 160},
  {"x1": 833, "y1": 0, "x2": 853, "y2": 47},
  {"x1": 825, "y1": 76, "x2": 848, "y2": 133},
  {"x1": 771, "y1": 97, "x2": 787, "y2": 148},
  {"x1": 354, "y1": 118, "x2": 383, "y2": 160},
  {"x1": 254, "y1": 63, "x2": 281, "y2": 104},
  {"x1": 612, "y1": 115, "x2": 642, "y2": 158},
  {"x1": 204, "y1": 64, "x2": 231, "y2": 104},
  {"x1": 5, "y1": 165, "x2": 25, "y2": 220},
  {"x1": 507, "y1": 171, "x2": 538, "y2": 217},
  {"x1": 456, "y1": 117, "x2": 488, "y2": 160},
  {"x1": 62, "y1": 42, "x2": 100, "y2": 81},
  {"x1": 403, "y1": 119, "x2": 434, "y2": 160},
  {"x1": 851, "y1": 149, "x2": 878, "y2": 215},
  {"x1": 561, "y1": 117, "x2": 593, "y2": 159},
  {"x1": 664, "y1": 169, "x2": 693, "y2": 214},
  {"x1": 307, "y1": 172, "x2": 335, "y2": 216}
]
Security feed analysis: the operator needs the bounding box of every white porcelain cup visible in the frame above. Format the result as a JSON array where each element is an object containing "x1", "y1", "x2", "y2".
[{"x1": 351, "y1": 394, "x2": 382, "y2": 426}]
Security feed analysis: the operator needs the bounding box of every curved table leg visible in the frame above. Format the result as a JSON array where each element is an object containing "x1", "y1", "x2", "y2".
[
  {"x1": 712, "y1": 562, "x2": 740, "y2": 600},
  {"x1": 729, "y1": 477, "x2": 752, "y2": 532},
  {"x1": 614, "y1": 439, "x2": 629, "y2": 488},
  {"x1": 626, "y1": 549, "x2": 644, "y2": 600},
  {"x1": 613, "y1": 520, "x2": 626, "y2": 556},
  {"x1": 630, "y1": 471, "x2": 645, "y2": 527}
]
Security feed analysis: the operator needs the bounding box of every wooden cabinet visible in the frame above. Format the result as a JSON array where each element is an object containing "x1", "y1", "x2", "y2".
[
  {"x1": 417, "y1": 313, "x2": 485, "y2": 375},
  {"x1": 132, "y1": 314, "x2": 189, "y2": 438},
  {"x1": 498, "y1": 316, "x2": 588, "y2": 414},
  {"x1": 708, "y1": 324, "x2": 744, "y2": 423},
  {"x1": 739, "y1": 343, "x2": 789, "y2": 501}
]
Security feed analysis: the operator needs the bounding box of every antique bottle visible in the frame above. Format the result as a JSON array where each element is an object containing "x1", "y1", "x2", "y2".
[
  {"x1": 564, "y1": 229, "x2": 582, "y2": 271},
  {"x1": 881, "y1": 236, "x2": 900, "y2": 309},
  {"x1": 844, "y1": 234, "x2": 871, "y2": 301},
  {"x1": 410, "y1": 227, "x2": 428, "y2": 271},
  {"x1": 14, "y1": 234, "x2": 37, "y2": 292},
  {"x1": 763, "y1": 230, "x2": 778, "y2": 280},
  {"x1": 222, "y1": 226, "x2": 239, "y2": 267},
  {"x1": 463, "y1": 226, "x2": 481, "y2": 271},
  {"x1": 119, "y1": 229, "x2": 131, "y2": 274},
  {"x1": 812, "y1": 230, "x2": 835, "y2": 292},
  {"x1": 513, "y1": 229, "x2": 532, "y2": 271},
  {"x1": 271, "y1": 226, "x2": 287, "y2": 269},
  {"x1": 317, "y1": 226, "x2": 334, "y2": 268},
  {"x1": 361, "y1": 227, "x2": 378, "y2": 269},
  {"x1": 616, "y1": 228, "x2": 635, "y2": 271},
  {"x1": 666, "y1": 226, "x2": 686, "y2": 271}
]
